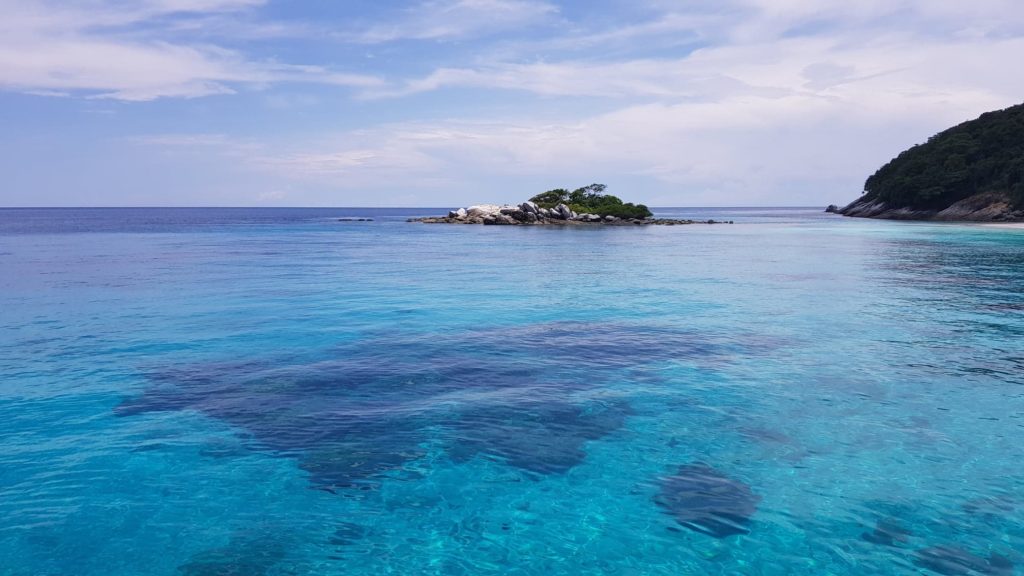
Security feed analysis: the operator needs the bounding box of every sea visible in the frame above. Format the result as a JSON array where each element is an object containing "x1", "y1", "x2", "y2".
[{"x1": 1, "y1": 207, "x2": 1022, "y2": 575}]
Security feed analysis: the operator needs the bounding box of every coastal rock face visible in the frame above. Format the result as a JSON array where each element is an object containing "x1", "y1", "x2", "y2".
[{"x1": 838, "y1": 191, "x2": 1024, "y2": 222}]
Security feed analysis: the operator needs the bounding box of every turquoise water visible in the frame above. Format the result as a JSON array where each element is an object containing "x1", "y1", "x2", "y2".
[{"x1": 1, "y1": 207, "x2": 1023, "y2": 575}]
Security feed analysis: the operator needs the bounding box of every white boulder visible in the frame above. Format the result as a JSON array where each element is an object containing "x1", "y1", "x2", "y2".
[{"x1": 467, "y1": 204, "x2": 503, "y2": 218}]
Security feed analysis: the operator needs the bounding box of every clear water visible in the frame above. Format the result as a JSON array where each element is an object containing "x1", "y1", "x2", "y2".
[{"x1": 1, "y1": 207, "x2": 1022, "y2": 575}]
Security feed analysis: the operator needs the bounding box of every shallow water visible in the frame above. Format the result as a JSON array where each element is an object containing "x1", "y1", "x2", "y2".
[{"x1": 1, "y1": 207, "x2": 1023, "y2": 575}]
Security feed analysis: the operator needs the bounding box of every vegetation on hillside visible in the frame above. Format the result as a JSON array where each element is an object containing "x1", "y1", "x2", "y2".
[
  {"x1": 861, "y1": 102, "x2": 1024, "y2": 209},
  {"x1": 529, "y1": 184, "x2": 653, "y2": 219}
]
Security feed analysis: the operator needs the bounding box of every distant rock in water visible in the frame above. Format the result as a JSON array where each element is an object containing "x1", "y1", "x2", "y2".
[
  {"x1": 837, "y1": 102, "x2": 1024, "y2": 221},
  {"x1": 655, "y1": 463, "x2": 761, "y2": 538},
  {"x1": 913, "y1": 545, "x2": 1014, "y2": 576}
]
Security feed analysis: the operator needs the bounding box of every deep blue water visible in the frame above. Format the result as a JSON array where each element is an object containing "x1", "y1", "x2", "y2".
[{"x1": 2, "y1": 207, "x2": 1023, "y2": 575}]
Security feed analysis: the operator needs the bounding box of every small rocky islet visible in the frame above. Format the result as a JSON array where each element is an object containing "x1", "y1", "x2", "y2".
[
  {"x1": 408, "y1": 184, "x2": 732, "y2": 226},
  {"x1": 409, "y1": 201, "x2": 730, "y2": 226}
]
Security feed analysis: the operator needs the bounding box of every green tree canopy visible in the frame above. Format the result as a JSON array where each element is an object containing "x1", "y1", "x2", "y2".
[
  {"x1": 529, "y1": 189, "x2": 569, "y2": 206},
  {"x1": 529, "y1": 184, "x2": 653, "y2": 218}
]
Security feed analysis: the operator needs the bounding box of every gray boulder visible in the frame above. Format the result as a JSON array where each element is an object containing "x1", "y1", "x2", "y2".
[
  {"x1": 483, "y1": 214, "x2": 515, "y2": 225},
  {"x1": 556, "y1": 204, "x2": 573, "y2": 220},
  {"x1": 605, "y1": 215, "x2": 618, "y2": 222},
  {"x1": 520, "y1": 201, "x2": 539, "y2": 214}
]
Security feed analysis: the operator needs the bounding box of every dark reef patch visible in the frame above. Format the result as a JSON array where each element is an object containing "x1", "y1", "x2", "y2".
[
  {"x1": 738, "y1": 426, "x2": 793, "y2": 445},
  {"x1": 860, "y1": 518, "x2": 912, "y2": 547},
  {"x1": 178, "y1": 533, "x2": 287, "y2": 576},
  {"x1": 655, "y1": 463, "x2": 761, "y2": 538},
  {"x1": 329, "y1": 522, "x2": 369, "y2": 546},
  {"x1": 448, "y1": 400, "x2": 633, "y2": 474},
  {"x1": 962, "y1": 495, "x2": 1018, "y2": 519},
  {"x1": 118, "y1": 322, "x2": 768, "y2": 489},
  {"x1": 913, "y1": 545, "x2": 1014, "y2": 576}
]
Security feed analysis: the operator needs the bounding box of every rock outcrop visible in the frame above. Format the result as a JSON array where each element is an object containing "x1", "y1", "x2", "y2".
[{"x1": 409, "y1": 202, "x2": 732, "y2": 226}]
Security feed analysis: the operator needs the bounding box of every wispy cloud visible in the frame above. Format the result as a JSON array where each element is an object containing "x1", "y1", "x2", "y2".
[
  {"x1": 362, "y1": 31, "x2": 1023, "y2": 109},
  {"x1": 351, "y1": 0, "x2": 559, "y2": 43},
  {"x1": 5, "y1": 0, "x2": 1024, "y2": 206},
  {"x1": 141, "y1": 25, "x2": 1023, "y2": 204},
  {"x1": 131, "y1": 133, "x2": 237, "y2": 147},
  {"x1": 0, "y1": 0, "x2": 381, "y2": 101}
]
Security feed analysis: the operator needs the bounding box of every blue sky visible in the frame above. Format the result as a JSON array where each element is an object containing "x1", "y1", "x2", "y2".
[{"x1": 1, "y1": 0, "x2": 1023, "y2": 207}]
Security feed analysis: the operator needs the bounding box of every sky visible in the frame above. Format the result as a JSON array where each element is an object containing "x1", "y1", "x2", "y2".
[{"x1": 1, "y1": 0, "x2": 1023, "y2": 207}]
